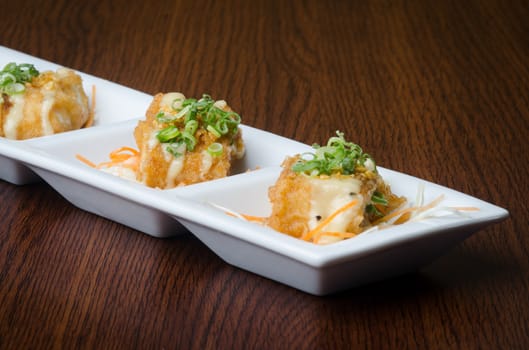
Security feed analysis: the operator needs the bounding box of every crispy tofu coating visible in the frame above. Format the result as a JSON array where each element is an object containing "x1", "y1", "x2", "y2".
[
  {"x1": 0, "y1": 67, "x2": 90, "y2": 140},
  {"x1": 134, "y1": 92, "x2": 245, "y2": 189},
  {"x1": 266, "y1": 157, "x2": 313, "y2": 237}
]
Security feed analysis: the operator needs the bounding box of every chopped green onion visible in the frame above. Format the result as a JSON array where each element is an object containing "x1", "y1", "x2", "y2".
[
  {"x1": 292, "y1": 159, "x2": 321, "y2": 173},
  {"x1": 182, "y1": 97, "x2": 198, "y2": 107},
  {"x1": 225, "y1": 111, "x2": 241, "y2": 124},
  {"x1": 181, "y1": 131, "x2": 197, "y2": 151},
  {"x1": 184, "y1": 120, "x2": 198, "y2": 135},
  {"x1": 291, "y1": 131, "x2": 376, "y2": 176},
  {"x1": 194, "y1": 94, "x2": 212, "y2": 110},
  {"x1": 371, "y1": 191, "x2": 388, "y2": 205},
  {"x1": 174, "y1": 104, "x2": 191, "y2": 120},
  {"x1": 0, "y1": 62, "x2": 39, "y2": 96},
  {"x1": 0, "y1": 72, "x2": 16, "y2": 85},
  {"x1": 154, "y1": 93, "x2": 242, "y2": 158},
  {"x1": 4, "y1": 83, "x2": 25, "y2": 95},
  {"x1": 366, "y1": 204, "x2": 382, "y2": 217},
  {"x1": 155, "y1": 111, "x2": 173, "y2": 123},
  {"x1": 215, "y1": 118, "x2": 230, "y2": 135},
  {"x1": 207, "y1": 125, "x2": 222, "y2": 138},
  {"x1": 165, "y1": 142, "x2": 185, "y2": 157},
  {"x1": 365, "y1": 192, "x2": 389, "y2": 219},
  {"x1": 207, "y1": 142, "x2": 223, "y2": 156},
  {"x1": 171, "y1": 97, "x2": 184, "y2": 111},
  {"x1": 157, "y1": 126, "x2": 181, "y2": 142}
]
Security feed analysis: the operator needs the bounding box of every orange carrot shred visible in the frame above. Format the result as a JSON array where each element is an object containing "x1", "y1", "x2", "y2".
[
  {"x1": 301, "y1": 199, "x2": 358, "y2": 242},
  {"x1": 241, "y1": 214, "x2": 266, "y2": 223},
  {"x1": 75, "y1": 154, "x2": 97, "y2": 168},
  {"x1": 450, "y1": 206, "x2": 480, "y2": 211},
  {"x1": 393, "y1": 212, "x2": 412, "y2": 225},
  {"x1": 312, "y1": 231, "x2": 357, "y2": 244},
  {"x1": 373, "y1": 194, "x2": 445, "y2": 225},
  {"x1": 77, "y1": 146, "x2": 140, "y2": 172},
  {"x1": 225, "y1": 211, "x2": 266, "y2": 223},
  {"x1": 109, "y1": 146, "x2": 140, "y2": 157}
]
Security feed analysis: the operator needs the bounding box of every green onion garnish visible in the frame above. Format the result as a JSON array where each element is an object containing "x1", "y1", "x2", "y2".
[
  {"x1": 206, "y1": 125, "x2": 222, "y2": 138},
  {"x1": 207, "y1": 142, "x2": 223, "y2": 156},
  {"x1": 171, "y1": 97, "x2": 184, "y2": 111},
  {"x1": 370, "y1": 191, "x2": 388, "y2": 205},
  {"x1": 154, "y1": 93, "x2": 241, "y2": 158},
  {"x1": 157, "y1": 125, "x2": 181, "y2": 143},
  {"x1": 184, "y1": 120, "x2": 198, "y2": 135},
  {"x1": 0, "y1": 62, "x2": 39, "y2": 98},
  {"x1": 181, "y1": 131, "x2": 197, "y2": 151},
  {"x1": 366, "y1": 192, "x2": 388, "y2": 218},
  {"x1": 292, "y1": 131, "x2": 376, "y2": 176},
  {"x1": 165, "y1": 143, "x2": 185, "y2": 157},
  {"x1": 366, "y1": 204, "x2": 382, "y2": 217}
]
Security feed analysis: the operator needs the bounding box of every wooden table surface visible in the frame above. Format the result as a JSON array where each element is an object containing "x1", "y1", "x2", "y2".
[{"x1": 1, "y1": 0, "x2": 528, "y2": 348}]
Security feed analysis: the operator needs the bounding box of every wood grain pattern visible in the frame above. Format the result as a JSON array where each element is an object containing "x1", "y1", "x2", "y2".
[{"x1": 1, "y1": 0, "x2": 528, "y2": 348}]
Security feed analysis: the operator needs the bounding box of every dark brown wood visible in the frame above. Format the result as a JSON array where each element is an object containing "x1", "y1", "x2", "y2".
[{"x1": 1, "y1": 0, "x2": 528, "y2": 348}]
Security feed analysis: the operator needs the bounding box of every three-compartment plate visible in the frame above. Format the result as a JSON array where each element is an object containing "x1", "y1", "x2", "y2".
[{"x1": 0, "y1": 46, "x2": 509, "y2": 295}]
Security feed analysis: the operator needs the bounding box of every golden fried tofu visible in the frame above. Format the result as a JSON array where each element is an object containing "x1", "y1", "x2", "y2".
[
  {"x1": 134, "y1": 92, "x2": 245, "y2": 189},
  {"x1": 266, "y1": 132, "x2": 405, "y2": 244},
  {"x1": 0, "y1": 67, "x2": 90, "y2": 140},
  {"x1": 267, "y1": 156, "x2": 379, "y2": 242}
]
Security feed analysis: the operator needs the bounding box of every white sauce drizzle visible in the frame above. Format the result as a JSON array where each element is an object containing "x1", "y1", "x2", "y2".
[
  {"x1": 308, "y1": 177, "x2": 363, "y2": 233},
  {"x1": 147, "y1": 131, "x2": 160, "y2": 154},
  {"x1": 164, "y1": 143, "x2": 186, "y2": 188},
  {"x1": 40, "y1": 86, "x2": 57, "y2": 135},
  {"x1": 165, "y1": 157, "x2": 185, "y2": 188},
  {"x1": 200, "y1": 150, "x2": 213, "y2": 177},
  {"x1": 3, "y1": 95, "x2": 26, "y2": 139}
]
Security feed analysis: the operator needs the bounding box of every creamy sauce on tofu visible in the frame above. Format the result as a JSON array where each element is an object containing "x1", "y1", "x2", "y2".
[
  {"x1": 164, "y1": 143, "x2": 186, "y2": 188},
  {"x1": 165, "y1": 157, "x2": 185, "y2": 187},
  {"x1": 3, "y1": 94, "x2": 26, "y2": 139},
  {"x1": 308, "y1": 177, "x2": 363, "y2": 233},
  {"x1": 200, "y1": 150, "x2": 213, "y2": 176},
  {"x1": 40, "y1": 87, "x2": 57, "y2": 135},
  {"x1": 147, "y1": 130, "x2": 160, "y2": 151}
]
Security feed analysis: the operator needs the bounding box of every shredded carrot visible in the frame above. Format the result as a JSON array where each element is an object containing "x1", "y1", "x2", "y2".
[
  {"x1": 372, "y1": 194, "x2": 445, "y2": 226},
  {"x1": 75, "y1": 154, "x2": 97, "y2": 168},
  {"x1": 301, "y1": 199, "x2": 358, "y2": 242},
  {"x1": 109, "y1": 146, "x2": 139, "y2": 157},
  {"x1": 450, "y1": 206, "x2": 480, "y2": 211},
  {"x1": 240, "y1": 214, "x2": 266, "y2": 223},
  {"x1": 312, "y1": 231, "x2": 357, "y2": 244},
  {"x1": 76, "y1": 146, "x2": 140, "y2": 172},
  {"x1": 393, "y1": 211, "x2": 412, "y2": 225},
  {"x1": 103, "y1": 147, "x2": 140, "y2": 165},
  {"x1": 227, "y1": 212, "x2": 266, "y2": 223}
]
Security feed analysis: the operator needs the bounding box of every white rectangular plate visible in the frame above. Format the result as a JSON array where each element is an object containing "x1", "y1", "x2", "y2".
[{"x1": 0, "y1": 47, "x2": 509, "y2": 295}]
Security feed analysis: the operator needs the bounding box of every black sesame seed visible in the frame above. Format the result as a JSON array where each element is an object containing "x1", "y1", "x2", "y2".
[{"x1": 316, "y1": 215, "x2": 322, "y2": 221}]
